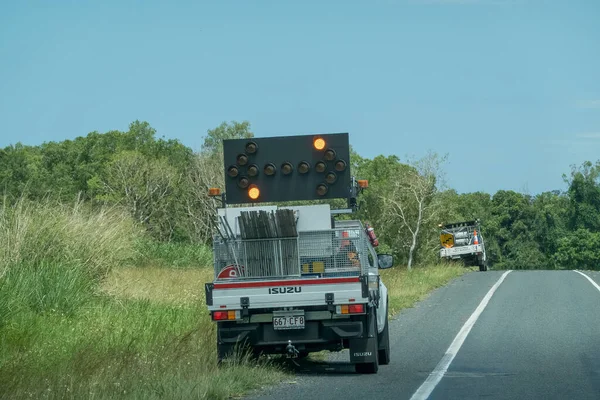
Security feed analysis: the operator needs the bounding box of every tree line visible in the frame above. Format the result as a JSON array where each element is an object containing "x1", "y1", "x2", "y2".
[{"x1": 1, "y1": 120, "x2": 599, "y2": 270}]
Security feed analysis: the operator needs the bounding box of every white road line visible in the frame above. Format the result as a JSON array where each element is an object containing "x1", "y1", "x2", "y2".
[
  {"x1": 409, "y1": 270, "x2": 512, "y2": 400},
  {"x1": 574, "y1": 270, "x2": 600, "y2": 293}
]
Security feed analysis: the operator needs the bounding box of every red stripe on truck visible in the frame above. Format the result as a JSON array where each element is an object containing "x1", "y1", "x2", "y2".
[{"x1": 213, "y1": 276, "x2": 360, "y2": 289}]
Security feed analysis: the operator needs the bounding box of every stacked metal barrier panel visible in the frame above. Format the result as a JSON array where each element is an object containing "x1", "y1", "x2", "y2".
[{"x1": 213, "y1": 212, "x2": 375, "y2": 280}]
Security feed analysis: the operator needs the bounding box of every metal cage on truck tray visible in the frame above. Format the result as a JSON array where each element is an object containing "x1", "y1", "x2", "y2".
[{"x1": 213, "y1": 222, "x2": 378, "y2": 281}]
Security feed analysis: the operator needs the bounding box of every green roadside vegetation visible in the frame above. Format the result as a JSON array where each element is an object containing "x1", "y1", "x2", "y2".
[
  {"x1": 1, "y1": 120, "x2": 598, "y2": 399},
  {"x1": 1, "y1": 120, "x2": 598, "y2": 272},
  {"x1": 0, "y1": 197, "x2": 469, "y2": 400},
  {"x1": 0, "y1": 198, "x2": 286, "y2": 400},
  {"x1": 381, "y1": 263, "x2": 470, "y2": 317}
]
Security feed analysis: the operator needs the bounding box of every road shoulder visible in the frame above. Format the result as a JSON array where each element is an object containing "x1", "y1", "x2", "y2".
[{"x1": 246, "y1": 269, "x2": 506, "y2": 400}]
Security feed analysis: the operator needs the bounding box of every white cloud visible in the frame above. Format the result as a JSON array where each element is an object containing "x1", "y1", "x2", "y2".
[
  {"x1": 543, "y1": 133, "x2": 600, "y2": 146},
  {"x1": 411, "y1": 0, "x2": 516, "y2": 4},
  {"x1": 576, "y1": 100, "x2": 600, "y2": 109},
  {"x1": 418, "y1": 0, "x2": 480, "y2": 3},
  {"x1": 575, "y1": 132, "x2": 600, "y2": 139}
]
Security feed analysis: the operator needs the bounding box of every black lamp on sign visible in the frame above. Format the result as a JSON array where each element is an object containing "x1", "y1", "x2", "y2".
[
  {"x1": 247, "y1": 164, "x2": 259, "y2": 177},
  {"x1": 227, "y1": 165, "x2": 239, "y2": 178},
  {"x1": 281, "y1": 162, "x2": 293, "y2": 175},
  {"x1": 316, "y1": 183, "x2": 328, "y2": 196},
  {"x1": 324, "y1": 148, "x2": 336, "y2": 161},
  {"x1": 335, "y1": 160, "x2": 347, "y2": 172},
  {"x1": 298, "y1": 161, "x2": 310, "y2": 174},
  {"x1": 237, "y1": 154, "x2": 249, "y2": 166},
  {"x1": 264, "y1": 163, "x2": 276, "y2": 176},
  {"x1": 325, "y1": 172, "x2": 337, "y2": 184},
  {"x1": 315, "y1": 161, "x2": 327, "y2": 173},
  {"x1": 238, "y1": 176, "x2": 250, "y2": 189},
  {"x1": 245, "y1": 141, "x2": 258, "y2": 154}
]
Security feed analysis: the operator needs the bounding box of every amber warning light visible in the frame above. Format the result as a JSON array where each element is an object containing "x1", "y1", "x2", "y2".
[
  {"x1": 208, "y1": 188, "x2": 221, "y2": 196},
  {"x1": 358, "y1": 180, "x2": 369, "y2": 188},
  {"x1": 248, "y1": 185, "x2": 260, "y2": 200},
  {"x1": 313, "y1": 137, "x2": 326, "y2": 150}
]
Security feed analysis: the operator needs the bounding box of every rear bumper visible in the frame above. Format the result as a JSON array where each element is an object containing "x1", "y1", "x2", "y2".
[
  {"x1": 218, "y1": 318, "x2": 364, "y2": 349},
  {"x1": 440, "y1": 244, "x2": 483, "y2": 258}
]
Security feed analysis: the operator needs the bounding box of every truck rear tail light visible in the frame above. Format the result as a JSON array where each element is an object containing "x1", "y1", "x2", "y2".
[
  {"x1": 212, "y1": 310, "x2": 240, "y2": 321},
  {"x1": 213, "y1": 311, "x2": 228, "y2": 320},
  {"x1": 336, "y1": 304, "x2": 365, "y2": 314},
  {"x1": 348, "y1": 304, "x2": 364, "y2": 314}
]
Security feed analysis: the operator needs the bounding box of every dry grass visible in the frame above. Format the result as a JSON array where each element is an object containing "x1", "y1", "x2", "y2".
[
  {"x1": 0, "y1": 192, "x2": 468, "y2": 400},
  {"x1": 102, "y1": 263, "x2": 471, "y2": 312},
  {"x1": 101, "y1": 267, "x2": 213, "y2": 305},
  {"x1": 381, "y1": 262, "x2": 472, "y2": 316},
  {"x1": 0, "y1": 197, "x2": 139, "y2": 280},
  {"x1": 100, "y1": 263, "x2": 471, "y2": 323},
  {"x1": 98, "y1": 263, "x2": 471, "y2": 368},
  {"x1": 0, "y1": 199, "x2": 285, "y2": 400}
]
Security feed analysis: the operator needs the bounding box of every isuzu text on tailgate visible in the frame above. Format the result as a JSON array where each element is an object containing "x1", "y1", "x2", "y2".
[{"x1": 269, "y1": 286, "x2": 302, "y2": 294}]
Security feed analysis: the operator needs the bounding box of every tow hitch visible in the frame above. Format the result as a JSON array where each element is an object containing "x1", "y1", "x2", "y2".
[
  {"x1": 286, "y1": 340, "x2": 300, "y2": 358},
  {"x1": 285, "y1": 340, "x2": 302, "y2": 367}
]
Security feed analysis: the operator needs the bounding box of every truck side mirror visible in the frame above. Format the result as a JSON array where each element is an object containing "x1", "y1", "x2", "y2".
[{"x1": 377, "y1": 254, "x2": 394, "y2": 269}]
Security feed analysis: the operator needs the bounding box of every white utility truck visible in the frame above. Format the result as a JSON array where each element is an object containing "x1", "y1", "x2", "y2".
[
  {"x1": 204, "y1": 133, "x2": 394, "y2": 374},
  {"x1": 439, "y1": 219, "x2": 488, "y2": 271}
]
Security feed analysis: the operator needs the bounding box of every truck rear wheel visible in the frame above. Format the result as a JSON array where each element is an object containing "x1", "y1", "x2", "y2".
[
  {"x1": 354, "y1": 308, "x2": 380, "y2": 374},
  {"x1": 217, "y1": 325, "x2": 257, "y2": 364},
  {"x1": 217, "y1": 343, "x2": 234, "y2": 364},
  {"x1": 377, "y1": 296, "x2": 391, "y2": 365},
  {"x1": 355, "y1": 350, "x2": 379, "y2": 374}
]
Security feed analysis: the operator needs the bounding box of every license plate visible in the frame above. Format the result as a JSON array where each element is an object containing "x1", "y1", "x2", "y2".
[{"x1": 272, "y1": 311, "x2": 305, "y2": 330}]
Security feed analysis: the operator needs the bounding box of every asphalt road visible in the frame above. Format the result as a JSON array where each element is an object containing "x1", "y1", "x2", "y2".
[{"x1": 245, "y1": 270, "x2": 600, "y2": 400}]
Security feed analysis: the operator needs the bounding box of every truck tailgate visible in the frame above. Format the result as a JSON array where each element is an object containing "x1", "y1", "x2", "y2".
[
  {"x1": 440, "y1": 244, "x2": 483, "y2": 257},
  {"x1": 206, "y1": 276, "x2": 366, "y2": 310}
]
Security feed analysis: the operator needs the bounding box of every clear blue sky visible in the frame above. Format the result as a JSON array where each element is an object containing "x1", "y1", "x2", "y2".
[{"x1": 1, "y1": 0, "x2": 599, "y2": 195}]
